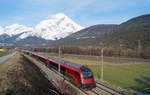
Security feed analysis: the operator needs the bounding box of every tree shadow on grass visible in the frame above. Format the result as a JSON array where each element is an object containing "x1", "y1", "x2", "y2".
[{"x1": 131, "y1": 76, "x2": 150, "y2": 94}]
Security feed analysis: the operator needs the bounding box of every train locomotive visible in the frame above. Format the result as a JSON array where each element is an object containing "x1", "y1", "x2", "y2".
[{"x1": 23, "y1": 50, "x2": 96, "y2": 88}]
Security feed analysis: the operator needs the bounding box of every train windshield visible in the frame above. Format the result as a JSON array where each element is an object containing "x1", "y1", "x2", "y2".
[
  {"x1": 80, "y1": 66, "x2": 92, "y2": 79},
  {"x1": 82, "y1": 72, "x2": 92, "y2": 79}
]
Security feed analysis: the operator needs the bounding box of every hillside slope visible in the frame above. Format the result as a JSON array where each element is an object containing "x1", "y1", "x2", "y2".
[
  {"x1": 54, "y1": 24, "x2": 118, "y2": 45},
  {"x1": 56, "y1": 14, "x2": 150, "y2": 48},
  {"x1": 93, "y1": 14, "x2": 150, "y2": 48}
]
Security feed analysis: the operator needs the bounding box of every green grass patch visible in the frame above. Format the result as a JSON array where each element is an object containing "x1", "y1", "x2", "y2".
[{"x1": 90, "y1": 64, "x2": 150, "y2": 89}]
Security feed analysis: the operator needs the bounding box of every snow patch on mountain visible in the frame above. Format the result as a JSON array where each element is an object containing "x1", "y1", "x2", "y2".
[{"x1": 3, "y1": 24, "x2": 33, "y2": 37}]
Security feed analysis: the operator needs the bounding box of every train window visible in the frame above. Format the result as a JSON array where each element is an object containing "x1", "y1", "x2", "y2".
[
  {"x1": 53, "y1": 63, "x2": 58, "y2": 70},
  {"x1": 60, "y1": 66, "x2": 66, "y2": 74},
  {"x1": 74, "y1": 71, "x2": 80, "y2": 77},
  {"x1": 82, "y1": 72, "x2": 92, "y2": 79},
  {"x1": 80, "y1": 66, "x2": 91, "y2": 72},
  {"x1": 45, "y1": 61, "x2": 58, "y2": 70},
  {"x1": 80, "y1": 66, "x2": 92, "y2": 79}
]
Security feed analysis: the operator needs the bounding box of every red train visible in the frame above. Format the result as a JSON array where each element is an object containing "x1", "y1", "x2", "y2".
[{"x1": 23, "y1": 50, "x2": 96, "y2": 88}]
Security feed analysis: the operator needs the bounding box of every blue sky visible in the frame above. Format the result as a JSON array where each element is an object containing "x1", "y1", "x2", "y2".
[{"x1": 0, "y1": 0, "x2": 150, "y2": 27}]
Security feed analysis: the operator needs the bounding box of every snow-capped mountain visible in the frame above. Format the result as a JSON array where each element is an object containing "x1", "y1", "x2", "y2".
[
  {"x1": 0, "y1": 13, "x2": 84, "y2": 45},
  {"x1": 35, "y1": 13, "x2": 83, "y2": 40}
]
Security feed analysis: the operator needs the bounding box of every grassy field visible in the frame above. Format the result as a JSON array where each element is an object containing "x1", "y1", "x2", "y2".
[
  {"x1": 0, "y1": 49, "x2": 10, "y2": 57},
  {"x1": 44, "y1": 52, "x2": 150, "y2": 94},
  {"x1": 0, "y1": 53, "x2": 57, "y2": 95}
]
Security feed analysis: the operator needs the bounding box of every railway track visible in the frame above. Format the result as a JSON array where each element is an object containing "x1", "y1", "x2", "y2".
[
  {"x1": 95, "y1": 81, "x2": 123, "y2": 95},
  {"x1": 23, "y1": 53, "x2": 124, "y2": 95},
  {"x1": 90, "y1": 82, "x2": 123, "y2": 95},
  {"x1": 79, "y1": 82, "x2": 123, "y2": 95},
  {"x1": 78, "y1": 82, "x2": 123, "y2": 95}
]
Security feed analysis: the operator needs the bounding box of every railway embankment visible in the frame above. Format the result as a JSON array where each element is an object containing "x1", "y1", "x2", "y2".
[{"x1": 0, "y1": 52, "x2": 59, "y2": 95}]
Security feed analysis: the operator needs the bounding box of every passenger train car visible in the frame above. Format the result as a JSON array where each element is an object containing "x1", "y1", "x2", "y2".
[{"x1": 23, "y1": 50, "x2": 96, "y2": 88}]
